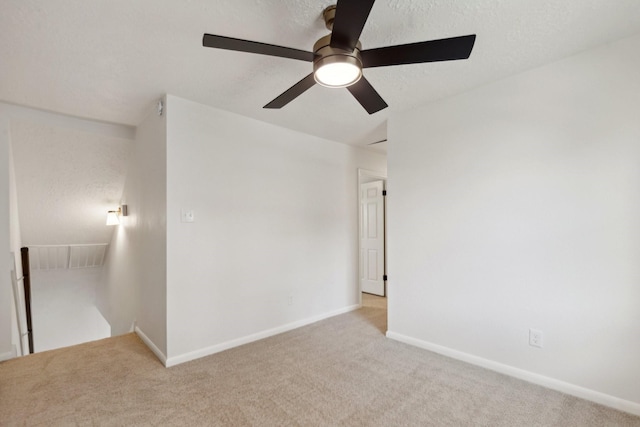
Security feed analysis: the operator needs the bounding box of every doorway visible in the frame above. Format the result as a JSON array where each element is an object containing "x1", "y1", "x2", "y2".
[
  {"x1": 358, "y1": 169, "x2": 387, "y2": 305},
  {"x1": 11, "y1": 245, "x2": 111, "y2": 356}
]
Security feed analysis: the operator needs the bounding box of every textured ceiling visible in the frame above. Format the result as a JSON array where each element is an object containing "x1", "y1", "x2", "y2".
[
  {"x1": 11, "y1": 119, "x2": 130, "y2": 246},
  {"x1": 2, "y1": 0, "x2": 640, "y2": 147}
]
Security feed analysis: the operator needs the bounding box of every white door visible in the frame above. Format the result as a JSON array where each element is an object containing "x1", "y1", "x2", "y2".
[{"x1": 360, "y1": 180, "x2": 385, "y2": 296}]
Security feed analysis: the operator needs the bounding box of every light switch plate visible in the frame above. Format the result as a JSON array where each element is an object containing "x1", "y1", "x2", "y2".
[{"x1": 181, "y1": 209, "x2": 195, "y2": 223}]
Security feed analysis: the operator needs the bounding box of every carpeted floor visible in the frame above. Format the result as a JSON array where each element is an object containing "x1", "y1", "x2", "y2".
[{"x1": 1, "y1": 299, "x2": 639, "y2": 426}]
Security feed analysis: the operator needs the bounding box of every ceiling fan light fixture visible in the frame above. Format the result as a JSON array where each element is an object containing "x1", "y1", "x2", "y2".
[
  {"x1": 314, "y1": 57, "x2": 362, "y2": 88},
  {"x1": 312, "y1": 34, "x2": 363, "y2": 89}
]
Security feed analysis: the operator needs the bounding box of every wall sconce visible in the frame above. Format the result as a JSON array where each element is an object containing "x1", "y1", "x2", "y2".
[{"x1": 106, "y1": 205, "x2": 128, "y2": 225}]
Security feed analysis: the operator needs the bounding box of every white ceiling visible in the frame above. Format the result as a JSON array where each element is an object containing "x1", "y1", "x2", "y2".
[{"x1": 2, "y1": 0, "x2": 640, "y2": 148}]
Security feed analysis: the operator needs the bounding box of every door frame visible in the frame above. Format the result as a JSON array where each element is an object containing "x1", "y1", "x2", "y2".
[{"x1": 357, "y1": 168, "x2": 387, "y2": 306}]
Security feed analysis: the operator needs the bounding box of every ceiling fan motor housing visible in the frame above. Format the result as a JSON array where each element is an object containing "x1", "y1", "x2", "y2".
[{"x1": 313, "y1": 34, "x2": 363, "y2": 88}]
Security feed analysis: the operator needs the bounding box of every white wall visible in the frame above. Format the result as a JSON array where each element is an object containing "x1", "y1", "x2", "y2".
[
  {"x1": 10, "y1": 118, "x2": 130, "y2": 246},
  {"x1": 0, "y1": 112, "x2": 12, "y2": 360},
  {"x1": 387, "y1": 34, "x2": 640, "y2": 411},
  {"x1": 97, "y1": 102, "x2": 167, "y2": 356},
  {"x1": 9, "y1": 141, "x2": 25, "y2": 357},
  {"x1": 31, "y1": 268, "x2": 110, "y2": 352},
  {"x1": 98, "y1": 219, "x2": 138, "y2": 336},
  {"x1": 165, "y1": 95, "x2": 386, "y2": 363}
]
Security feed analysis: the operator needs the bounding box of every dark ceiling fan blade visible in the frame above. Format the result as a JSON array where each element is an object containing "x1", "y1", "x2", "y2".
[
  {"x1": 203, "y1": 34, "x2": 315, "y2": 62},
  {"x1": 346, "y1": 77, "x2": 388, "y2": 114},
  {"x1": 264, "y1": 73, "x2": 316, "y2": 109},
  {"x1": 361, "y1": 34, "x2": 476, "y2": 68},
  {"x1": 330, "y1": 0, "x2": 376, "y2": 52}
]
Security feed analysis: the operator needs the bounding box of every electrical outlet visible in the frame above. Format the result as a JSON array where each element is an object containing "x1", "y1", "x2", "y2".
[{"x1": 529, "y1": 328, "x2": 543, "y2": 348}]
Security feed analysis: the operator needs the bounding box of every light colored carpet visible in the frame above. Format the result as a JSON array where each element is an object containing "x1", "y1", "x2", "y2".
[{"x1": 1, "y1": 303, "x2": 639, "y2": 426}]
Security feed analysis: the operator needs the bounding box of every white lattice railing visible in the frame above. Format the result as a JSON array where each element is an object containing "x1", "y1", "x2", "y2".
[{"x1": 28, "y1": 244, "x2": 108, "y2": 270}]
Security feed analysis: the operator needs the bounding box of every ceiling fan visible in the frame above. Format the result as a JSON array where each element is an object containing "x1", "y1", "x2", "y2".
[{"x1": 202, "y1": 0, "x2": 476, "y2": 115}]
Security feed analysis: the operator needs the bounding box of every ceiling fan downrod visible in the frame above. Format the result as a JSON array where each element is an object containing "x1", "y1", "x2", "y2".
[{"x1": 323, "y1": 5, "x2": 337, "y2": 31}]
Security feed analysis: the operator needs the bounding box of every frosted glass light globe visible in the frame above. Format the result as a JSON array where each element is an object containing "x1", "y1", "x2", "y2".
[{"x1": 314, "y1": 61, "x2": 362, "y2": 88}]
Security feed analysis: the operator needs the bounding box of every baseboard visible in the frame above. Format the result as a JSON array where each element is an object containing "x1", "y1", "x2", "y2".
[
  {"x1": 135, "y1": 326, "x2": 167, "y2": 366},
  {"x1": 386, "y1": 331, "x2": 640, "y2": 417},
  {"x1": 165, "y1": 304, "x2": 360, "y2": 368},
  {"x1": 0, "y1": 348, "x2": 16, "y2": 362}
]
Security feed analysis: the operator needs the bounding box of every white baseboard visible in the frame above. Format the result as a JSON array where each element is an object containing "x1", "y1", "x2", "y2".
[
  {"x1": 165, "y1": 304, "x2": 360, "y2": 368},
  {"x1": 134, "y1": 326, "x2": 167, "y2": 366},
  {"x1": 0, "y1": 348, "x2": 16, "y2": 362},
  {"x1": 386, "y1": 331, "x2": 640, "y2": 417}
]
